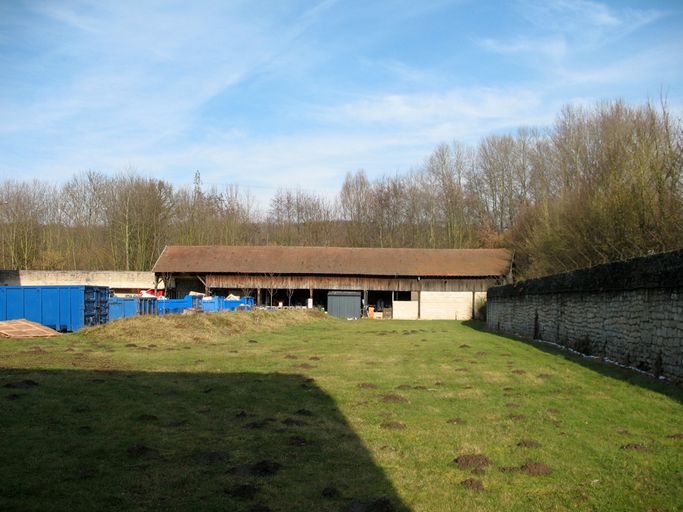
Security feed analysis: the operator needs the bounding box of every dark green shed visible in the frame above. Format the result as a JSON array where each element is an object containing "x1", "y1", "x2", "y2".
[{"x1": 327, "y1": 291, "x2": 361, "y2": 320}]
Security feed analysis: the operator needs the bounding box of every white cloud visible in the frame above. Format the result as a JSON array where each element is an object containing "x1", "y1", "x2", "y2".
[
  {"x1": 478, "y1": 37, "x2": 568, "y2": 60},
  {"x1": 519, "y1": 0, "x2": 664, "y2": 45},
  {"x1": 314, "y1": 87, "x2": 544, "y2": 126}
]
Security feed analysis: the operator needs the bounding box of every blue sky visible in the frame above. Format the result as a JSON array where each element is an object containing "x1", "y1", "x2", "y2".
[{"x1": 1, "y1": 0, "x2": 682, "y2": 202}]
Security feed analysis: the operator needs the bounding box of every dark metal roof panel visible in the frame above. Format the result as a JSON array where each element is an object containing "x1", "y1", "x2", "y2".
[{"x1": 153, "y1": 245, "x2": 512, "y2": 277}]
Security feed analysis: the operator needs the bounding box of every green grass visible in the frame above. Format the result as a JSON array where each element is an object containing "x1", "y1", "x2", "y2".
[{"x1": 1, "y1": 311, "x2": 681, "y2": 511}]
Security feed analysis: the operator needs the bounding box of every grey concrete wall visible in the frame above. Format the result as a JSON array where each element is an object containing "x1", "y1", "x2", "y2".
[
  {"x1": 487, "y1": 250, "x2": 683, "y2": 382},
  {"x1": 0, "y1": 270, "x2": 161, "y2": 290}
]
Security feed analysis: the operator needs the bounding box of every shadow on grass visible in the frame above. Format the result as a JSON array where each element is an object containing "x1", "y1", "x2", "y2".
[
  {"x1": 462, "y1": 320, "x2": 683, "y2": 404},
  {"x1": 0, "y1": 369, "x2": 410, "y2": 512}
]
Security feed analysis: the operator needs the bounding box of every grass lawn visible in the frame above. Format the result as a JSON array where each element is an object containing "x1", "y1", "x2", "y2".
[{"x1": 1, "y1": 310, "x2": 681, "y2": 511}]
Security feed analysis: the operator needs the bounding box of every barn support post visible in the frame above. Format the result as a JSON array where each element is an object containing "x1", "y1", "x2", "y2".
[{"x1": 257, "y1": 288, "x2": 261, "y2": 306}]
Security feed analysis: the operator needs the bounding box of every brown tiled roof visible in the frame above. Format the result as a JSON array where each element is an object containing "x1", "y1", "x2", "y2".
[{"x1": 153, "y1": 246, "x2": 512, "y2": 277}]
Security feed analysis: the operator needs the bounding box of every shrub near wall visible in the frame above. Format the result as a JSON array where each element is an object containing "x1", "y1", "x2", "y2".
[{"x1": 486, "y1": 250, "x2": 683, "y2": 382}]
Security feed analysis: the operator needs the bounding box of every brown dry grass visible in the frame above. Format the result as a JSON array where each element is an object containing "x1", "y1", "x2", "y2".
[{"x1": 81, "y1": 308, "x2": 327, "y2": 344}]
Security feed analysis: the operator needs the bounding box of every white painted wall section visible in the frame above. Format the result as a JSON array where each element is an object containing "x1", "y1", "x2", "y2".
[
  {"x1": 392, "y1": 300, "x2": 419, "y2": 320},
  {"x1": 420, "y1": 291, "x2": 473, "y2": 320}
]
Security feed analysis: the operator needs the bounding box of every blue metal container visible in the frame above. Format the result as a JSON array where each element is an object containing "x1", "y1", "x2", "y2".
[
  {"x1": 201, "y1": 296, "x2": 223, "y2": 312},
  {"x1": 0, "y1": 285, "x2": 109, "y2": 332},
  {"x1": 156, "y1": 295, "x2": 202, "y2": 315},
  {"x1": 223, "y1": 296, "x2": 254, "y2": 311},
  {"x1": 109, "y1": 296, "x2": 158, "y2": 320},
  {"x1": 109, "y1": 297, "x2": 139, "y2": 321}
]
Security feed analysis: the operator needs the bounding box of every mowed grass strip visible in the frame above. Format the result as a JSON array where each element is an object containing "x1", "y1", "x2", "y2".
[{"x1": 0, "y1": 311, "x2": 681, "y2": 512}]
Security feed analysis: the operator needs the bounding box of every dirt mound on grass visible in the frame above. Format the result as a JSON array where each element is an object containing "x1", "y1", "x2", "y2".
[
  {"x1": 621, "y1": 443, "x2": 648, "y2": 451},
  {"x1": 381, "y1": 394, "x2": 407, "y2": 403},
  {"x1": 453, "y1": 454, "x2": 490, "y2": 470},
  {"x1": 380, "y1": 421, "x2": 406, "y2": 430},
  {"x1": 517, "y1": 440, "x2": 540, "y2": 448},
  {"x1": 4, "y1": 380, "x2": 39, "y2": 389},
  {"x1": 127, "y1": 444, "x2": 160, "y2": 459},
  {"x1": 667, "y1": 433, "x2": 683, "y2": 439},
  {"x1": 521, "y1": 461, "x2": 552, "y2": 475},
  {"x1": 232, "y1": 460, "x2": 282, "y2": 477},
  {"x1": 81, "y1": 309, "x2": 326, "y2": 344}
]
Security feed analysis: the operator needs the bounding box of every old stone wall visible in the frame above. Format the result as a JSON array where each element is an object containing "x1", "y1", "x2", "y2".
[{"x1": 487, "y1": 250, "x2": 683, "y2": 382}]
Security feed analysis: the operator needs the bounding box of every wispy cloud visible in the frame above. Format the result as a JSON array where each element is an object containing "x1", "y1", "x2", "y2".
[
  {"x1": 518, "y1": 0, "x2": 664, "y2": 45},
  {"x1": 315, "y1": 88, "x2": 544, "y2": 127},
  {"x1": 478, "y1": 37, "x2": 568, "y2": 60}
]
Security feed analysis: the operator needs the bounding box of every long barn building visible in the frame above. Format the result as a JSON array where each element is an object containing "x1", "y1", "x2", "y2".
[{"x1": 152, "y1": 245, "x2": 513, "y2": 320}]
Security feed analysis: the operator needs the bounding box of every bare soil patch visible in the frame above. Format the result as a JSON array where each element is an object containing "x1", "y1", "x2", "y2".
[
  {"x1": 288, "y1": 435, "x2": 309, "y2": 446},
  {"x1": 127, "y1": 444, "x2": 160, "y2": 459},
  {"x1": 284, "y1": 354, "x2": 298, "y2": 359},
  {"x1": 447, "y1": 417, "x2": 465, "y2": 425},
  {"x1": 521, "y1": 461, "x2": 552, "y2": 476},
  {"x1": 321, "y1": 486, "x2": 341, "y2": 499},
  {"x1": 380, "y1": 421, "x2": 406, "y2": 430},
  {"x1": 517, "y1": 440, "x2": 540, "y2": 448},
  {"x1": 461, "y1": 478, "x2": 484, "y2": 491},
  {"x1": 4, "y1": 380, "x2": 39, "y2": 389},
  {"x1": 396, "y1": 384, "x2": 412, "y2": 390},
  {"x1": 381, "y1": 394, "x2": 407, "y2": 403},
  {"x1": 453, "y1": 454, "x2": 491, "y2": 470},
  {"x1": 309, "y1": 356, "x2": 321, "y2": 361},
  {"x1": 232, "y1": 460, "x2": 282, "y2": 477},
  {"x1": 506, "y1": 403, "x2": 520, "y2": 408},
  {"x1": 136, "y1": 414, "x2": 159, "y2": 422},
  {"x1": 667, "y1": 433, "x2": 683, "y2": 439},
  {"x1": 357, "y1": 383, "x2": 377, "y2": 389},
  {"x1": 282, "y1": 417, "x2": 308, "y2": 426},
  {"x1": 509, "y1": 414, "x2": 526, "y2": 421},
  {"x1": 511, "y1": 369, "x2": 526, "y2": 375},
  {"x1": 244, "y1": 418, "x2": 276, "y2": 429},
  {"x1": 621, "y1": 443, "x2": 648, "y2": 451}
]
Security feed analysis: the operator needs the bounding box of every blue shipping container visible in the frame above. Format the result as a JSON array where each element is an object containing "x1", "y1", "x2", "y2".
[
  {"x1": 109, "y1": 297, "x2": 158, "y2": 321},
  {"x1": 109, "y1": 297, "x2": 139, "y2": 321},
  {"x1": 0, "y1": 285, "x2": 109, "y2": 332}
]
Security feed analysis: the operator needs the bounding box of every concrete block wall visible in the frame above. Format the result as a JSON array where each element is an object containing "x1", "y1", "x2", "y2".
[
  {"x1": 420, "y1": 291, "x2": 473, "y2": 320},
  {"x1": 393, "y1": 301, "x2": 419, "y2": 320},
  {"x1": 0, "y1": 270, "x2": 161, "y2": 290},
  {"x1": 394, "y1": 291, "x2": 481, "y2": 320},
  {"x1": 487, "y1": 250, "x2": 683, "y2": 382}
]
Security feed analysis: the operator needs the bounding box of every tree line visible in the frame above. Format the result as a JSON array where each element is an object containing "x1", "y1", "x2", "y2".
[{"x1": 1, "y1": 99, "x2": 681, "y2": 278}]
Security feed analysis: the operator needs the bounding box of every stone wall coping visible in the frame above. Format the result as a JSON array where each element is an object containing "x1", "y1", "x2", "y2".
[{"x1": 488, "y1": 249, "x2": 683, "y2": 298}]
